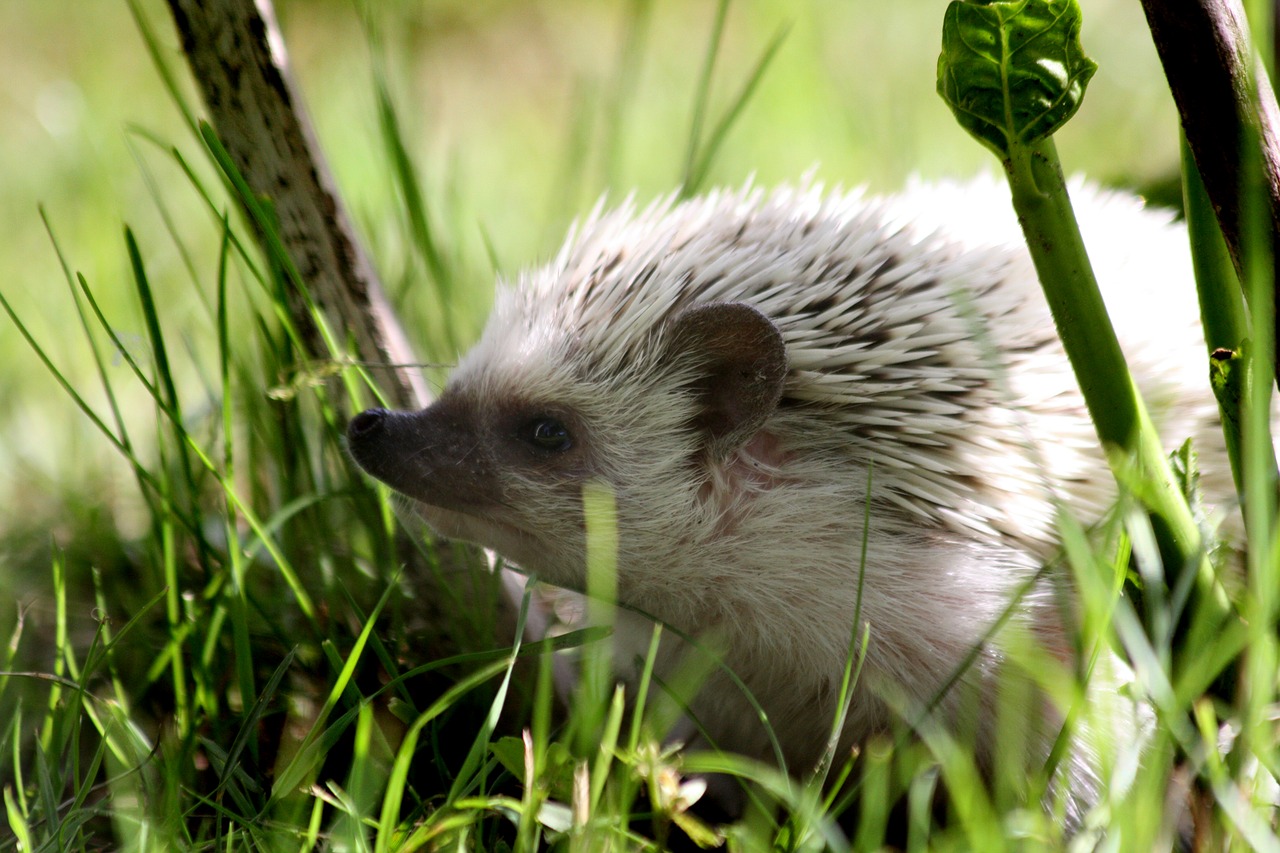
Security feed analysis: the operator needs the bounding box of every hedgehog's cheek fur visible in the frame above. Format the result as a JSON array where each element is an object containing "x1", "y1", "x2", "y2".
[
  {"x1": 345, "y1": 300, "x2": 794, "y2": 589},
  {"x1": 413, "y1": 502, "x2": 585, "y2": 580}
]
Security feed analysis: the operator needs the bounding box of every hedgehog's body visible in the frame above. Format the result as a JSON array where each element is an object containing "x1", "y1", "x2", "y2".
[{"x1": 348, "y1": 179, "x2": 1216, "y2": 817}]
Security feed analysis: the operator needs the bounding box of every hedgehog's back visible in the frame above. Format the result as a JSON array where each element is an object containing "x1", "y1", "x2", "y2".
[{"x1": 477, "y1": 180, "x2": 1207, "y2": 550}]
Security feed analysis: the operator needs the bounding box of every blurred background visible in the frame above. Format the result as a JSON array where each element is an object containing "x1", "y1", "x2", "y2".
[{"x1": 0, "y1": 0, "x2": 1177, "y2": 608}]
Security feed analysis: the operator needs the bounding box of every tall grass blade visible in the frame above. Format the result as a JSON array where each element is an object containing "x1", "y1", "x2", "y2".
[
  {"x1": 680, "y1": 0, "x2": 730, "y2": 195},
  {"x1": 681, "y1": 17, "x2": 790, "y2": 198},
  {"x1": 268, "y1": 581, "x2": 396, "y2": 804}
]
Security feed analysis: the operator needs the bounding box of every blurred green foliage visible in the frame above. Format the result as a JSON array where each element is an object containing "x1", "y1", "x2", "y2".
[{"x1": 0, "y1": 0, "x2": 1179, "y2": 520}]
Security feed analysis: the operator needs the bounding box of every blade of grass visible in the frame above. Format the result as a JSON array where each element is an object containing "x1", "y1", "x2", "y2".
[
  {"x1": 40, "y1": 209, "x2": 135, "y2": 467},
  {"x1": 213, "y1": 649, "x2": 298, "y2": 805},
  {"x1": 267, "y1": 579, "x2": 398, "y2": 805},
  {"x1": 3, "y1": 786, "x2": 34, "y2": 853},
  {"x1": 373, "y1": 658, "x2": 514, "y2": 850},
  {"x1": 124, "y1": 0, "x2": 201, "y2": 140},
  {"x1": 373, "y1": 76, "x2": 452, "y2": 309},
  {"x1": 680, "y1": 17, "x2": 790, "y2": 198},
  {"x1": 601, "y1": 0, "x2": 656, "y2": 189},
  {"x1": 680, "y1": 0, "x2": 730, "y2": 195},
  {"x1": 38, "y1": 549, "x2": 69, "y2": 756},
  {"x1": 444, "y1": 591, "x2": 532, "y2": 806}
]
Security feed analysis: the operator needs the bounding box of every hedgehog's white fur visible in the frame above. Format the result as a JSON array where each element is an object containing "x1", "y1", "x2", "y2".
[{"x1": 404, "y1": 178, "x2": 1219, "y2": 819}]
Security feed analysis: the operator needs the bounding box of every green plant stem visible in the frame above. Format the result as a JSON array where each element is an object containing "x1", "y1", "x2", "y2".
[
  {"x1": 1004, "y1": 138, "x2": 1226, "y2": 624},
  {"x1": 1185, "y1": 137, "x2": 1251, "y2": 355},
  {"x1": 1183, "y1": 133, "x2": 1259, "y2": 505}
]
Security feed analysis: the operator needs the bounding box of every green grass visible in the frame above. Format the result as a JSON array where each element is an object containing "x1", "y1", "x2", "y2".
[{"x1": 1, "y1": 0, "x2": 1277, "y2": 850}]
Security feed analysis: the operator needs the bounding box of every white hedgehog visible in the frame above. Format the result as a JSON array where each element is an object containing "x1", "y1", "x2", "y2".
[{"x1": 347, "y1": 178, "x2": 1218, "y2": 821}]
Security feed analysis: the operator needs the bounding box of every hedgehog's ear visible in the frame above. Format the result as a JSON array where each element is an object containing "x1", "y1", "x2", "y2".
[{"x1": 666, "y1": 302, "x2": 787, "y2": 459}]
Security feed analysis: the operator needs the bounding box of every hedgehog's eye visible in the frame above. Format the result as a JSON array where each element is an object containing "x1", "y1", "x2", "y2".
[{"x1": 524, "y1": 417, "x2": 573, "y2": 452}]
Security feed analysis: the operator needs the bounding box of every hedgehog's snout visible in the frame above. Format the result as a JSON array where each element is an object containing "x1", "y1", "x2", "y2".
[
  {"x1": 347, "y1": 407, "x2": 390, "y2": 441},
  {"x1": 346, "y1": 407, "x2": 402, "y2": 486},
  {"x1": 345, "y1": 399, "x2": 511, "y2": 514}
]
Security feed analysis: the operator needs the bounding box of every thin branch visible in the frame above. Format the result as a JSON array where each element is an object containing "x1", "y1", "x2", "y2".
[
  {"x1": 1140, "y1": 0, "x2": 1280, "y2": 374},
  {"x1": 166, "y1": 0, "x2": 429, "y2": 410}
]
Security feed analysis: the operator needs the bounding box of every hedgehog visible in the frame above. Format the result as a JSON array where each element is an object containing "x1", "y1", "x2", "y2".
[{"x1": 346, "y1": 177, "x2": 1217, "y2": 821}]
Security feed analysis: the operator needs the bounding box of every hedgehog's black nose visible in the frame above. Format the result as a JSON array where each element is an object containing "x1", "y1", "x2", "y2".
[{"x1": 347, "y1": 408, "x2": 389, "y2": 440}]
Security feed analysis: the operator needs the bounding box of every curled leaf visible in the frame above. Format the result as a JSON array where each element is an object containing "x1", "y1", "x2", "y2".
[{"x1": 937, "y1": 0, "x2": 1097, "y2": 156}]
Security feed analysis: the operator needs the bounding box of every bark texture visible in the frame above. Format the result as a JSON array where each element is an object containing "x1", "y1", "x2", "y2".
[
  {"x1": 168, "y1": 0, "x2": 429, "y2": 409},
  {"x1": 1141, "y1": 0, "x2": 1280, "y2": 373}
]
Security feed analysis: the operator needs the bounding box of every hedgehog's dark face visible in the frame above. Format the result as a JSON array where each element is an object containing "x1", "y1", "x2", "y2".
[
  {"x1": 346, "y1": 388, "x2": 599, "y2": 577},
  {"x1": 346, "y1": 301, "x2": 788, "y2": 592}
]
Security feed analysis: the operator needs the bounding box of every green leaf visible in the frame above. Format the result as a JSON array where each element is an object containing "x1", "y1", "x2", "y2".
[
  {"x1": 937, "y1": 0, "x2": 1097, "y2": 157},
  {"x1": 490, "y1": 736, "x2": 528, "y2": 782}
]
